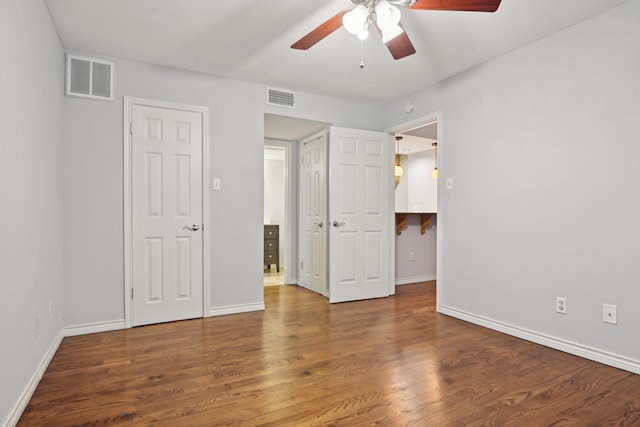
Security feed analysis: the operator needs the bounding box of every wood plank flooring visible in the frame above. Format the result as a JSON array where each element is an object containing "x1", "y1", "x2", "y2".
[{"x1": 18, "y1": 282, "x2": 640, "y2": 426}]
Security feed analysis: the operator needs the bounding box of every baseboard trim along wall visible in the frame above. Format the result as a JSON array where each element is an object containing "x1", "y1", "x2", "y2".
[
  {"x1": 63, "y1": 303, "x2": 267, "y2": 336},
  {"x1": 5, "y1": 331, "x2": 63, "y2": 427},
  {"x1": 208, "y1": 302, "x2": 265, "y2": 317},
  {"x1": 64, "y1": 320, "x2": 126, "y2": 337},
  {"x1": 395, "y1": 275, "x2": 436, "y2": 285},
  {"x1": 439, "y1": 305, "x2": 640, "y2": 375}
]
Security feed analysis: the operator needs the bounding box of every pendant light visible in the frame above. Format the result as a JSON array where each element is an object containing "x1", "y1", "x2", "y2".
[
  {"x1": 431, "y1": 142, "x2": 438, "y2": 179},
  {"x1": 395, "y1": 136, "x2": 404, "y2": 183}
]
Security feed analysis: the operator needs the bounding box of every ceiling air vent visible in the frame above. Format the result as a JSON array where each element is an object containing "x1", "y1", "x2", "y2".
[
  {"x1": 267, "y1": 87, "x2": 296, "y2": 109},
  {"x1": 66, "y1": 54, "x2": 114, "y2": 101}
]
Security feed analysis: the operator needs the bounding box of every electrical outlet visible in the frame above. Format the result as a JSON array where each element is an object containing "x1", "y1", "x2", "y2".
[
  {"x1": 603, "y1": 304, "x2": 617, "y2": 324},
  {"x1": 556, "y1": 297, "x2": 567, "y2": 314},
  {"x1": 49, "y1": 301, "x2": 53, "y2": 320},
  {"x1": 409, "y1": 252, "x2": 416, "y2": 261},
  {"x1": 36, "y1": 316, "x2": 41, "y2": 337}
]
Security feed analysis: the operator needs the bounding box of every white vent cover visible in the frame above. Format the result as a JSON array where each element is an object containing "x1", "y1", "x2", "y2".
[
  {"x1": 267, "y1": 87, "x2": 296, "y2": 108},
  {"x1": 66, "y1": 55, "x2": 114, "y2": 101}
]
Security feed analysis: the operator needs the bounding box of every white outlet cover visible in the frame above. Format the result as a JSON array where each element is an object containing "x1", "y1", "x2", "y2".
[{"x1": 603, "y1": 304, "x2": 617, "y2": 324}]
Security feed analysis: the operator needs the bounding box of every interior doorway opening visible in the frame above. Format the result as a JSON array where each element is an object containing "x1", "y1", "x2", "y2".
[
  {"x1": 263, "y1": 145, "x2": 287, "y2": 286},
  {"x1": 263, "y1": 113, "x2": 330, "y2": 290},
  {"x1": 387, "y1": 113, "x2": 440, "y2": 294}
]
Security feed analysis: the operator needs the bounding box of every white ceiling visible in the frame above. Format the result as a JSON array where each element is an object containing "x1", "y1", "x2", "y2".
[
  {"x1": 397, "y1": 122, "x2": 438, "y2": 154},
  {"x1": 45, "y1": 0, "x2": 630, "y2": 105}
]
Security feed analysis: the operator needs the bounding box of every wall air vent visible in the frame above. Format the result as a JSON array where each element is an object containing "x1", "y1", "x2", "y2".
[
  {"x1": 66, "y1": 54, "x2": 114, "y2": 101},
  {"x1": 267, "y1": 87, "x2": 296, "y2": 109}
]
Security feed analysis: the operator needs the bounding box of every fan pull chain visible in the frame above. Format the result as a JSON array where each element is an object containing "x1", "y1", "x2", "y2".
[{"x1": 360, "y1": 40, "x2": 365, "y2": 69}]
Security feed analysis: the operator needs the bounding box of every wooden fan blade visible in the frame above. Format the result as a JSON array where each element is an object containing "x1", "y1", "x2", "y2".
[
  {"x1": 291, "y1": 10, "x2": 349, "y2": 50},
  {"x1": 407, "y1": 0, "x2": 501, "y2": 12},
  {"x1": 386, "y1": 26, "x2": 416, "y2": 60}
]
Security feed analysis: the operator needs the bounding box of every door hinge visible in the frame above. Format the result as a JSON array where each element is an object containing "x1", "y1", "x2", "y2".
[
  {"x1": 129, "y1": 122, "x2": 133, "y2": 135},
  {"x1": 131, "y1": 288, "x2": 134, "y2": 300}
]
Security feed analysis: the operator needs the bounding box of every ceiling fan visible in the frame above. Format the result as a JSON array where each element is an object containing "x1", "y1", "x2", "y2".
[{"x1": 291, "y1": 0, "x2": 502, "y2": 60}]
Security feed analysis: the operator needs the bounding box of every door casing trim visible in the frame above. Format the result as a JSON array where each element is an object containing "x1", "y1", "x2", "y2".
[{"x1": 123, "y1": 96, "x2": 211, "y2": 328}]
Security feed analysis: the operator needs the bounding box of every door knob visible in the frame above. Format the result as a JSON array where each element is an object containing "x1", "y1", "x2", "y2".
[
  {"x1": 183, "y1": 224, "x2": 200, "y2": 231},
  {"x1": 332, "y1": 221, "x2": 345, "y2": 228},
  {"x1": 314, "y1": 222, "x2": 323, "y2": 228}
]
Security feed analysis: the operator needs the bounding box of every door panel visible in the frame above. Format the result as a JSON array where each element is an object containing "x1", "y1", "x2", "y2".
[
  {"x1": 299, "y1": 132, "x2": 326, "y2": 295},
  {"x1": 329, "y1": 127, "x2": 390, "y2": 303},
  {"x1": 131, "y1": 105, "x2": 204, "y2": 326}
]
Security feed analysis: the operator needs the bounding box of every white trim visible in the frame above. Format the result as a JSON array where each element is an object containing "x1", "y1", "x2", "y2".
[
  {"x1": 5, "y1": 331, "x2": 63, "y2": 427},
  {"x1": 439, "y1": 305, "x2": 640, "y2": 375},
  {"x1": 208, "y1": 303, "x2": 265, "y2": 317},
  {"x1": 123, "y1": 96, "x2": 211, "y2": 328},
  {"x1": 395, "y1": 275, "x2": 436, "y2": 285},
  {"x1": 388, "y1": 133, "x2": 396, "y2": 296},
  {"x1": 63, "y1": 320, "x2": 126, "y2": 337}
]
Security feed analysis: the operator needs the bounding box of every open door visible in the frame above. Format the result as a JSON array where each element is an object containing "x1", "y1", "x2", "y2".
[
  {"x1": 298, "y1": 131, "x2": 327, "y2": 295},
  {"x1": 328, "y1": 127, "x2": 391, "y2": 303}
]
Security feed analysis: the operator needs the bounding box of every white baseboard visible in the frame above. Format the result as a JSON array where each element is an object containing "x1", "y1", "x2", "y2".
[
  {"x1": 4, "y1": 330, "x2": 63, "y2": 427},
  {"x1": 64, "y1": 319, "x2": 126, "y2": 337},
  {"x1": 395, "y1": 275, "x2": 436, "y2": 285},
  {"x1": 208, "y1": 302, "x2": 265, "y2": 317},
  {"x1": 439, "y1": 305, "x2": 640, "y2": 375}
]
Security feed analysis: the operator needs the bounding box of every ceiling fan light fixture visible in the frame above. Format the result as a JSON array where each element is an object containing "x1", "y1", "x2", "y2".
[
  {"x1": 357, "y1": 28, "x2": 370, "y2": 40},
  {"x1": 343, "y1": 5, "x2": 369, "y2": 35},
  {"x1": 376, "y1": 1, "x2": 403, "y2": 43},
  {"x1": 376, "y1": 1, "x2": 401, "y2": 26}
]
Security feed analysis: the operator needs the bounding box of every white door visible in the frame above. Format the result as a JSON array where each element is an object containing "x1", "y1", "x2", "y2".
[
  {"x1": 298, "y1": 132, "x2": 327, "y2": 295},
  {"x1": 328, "y1": 127, "x2": 390, "y2": 303},
  {"x1": 130, "y1": 104, "x2": 204, "y2": 326}
]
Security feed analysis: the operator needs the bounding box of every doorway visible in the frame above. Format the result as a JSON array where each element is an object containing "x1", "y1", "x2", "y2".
[
  {"x1": 387, "y1": 113, "x2": 441, "y2": 294},
  {"x1": 263, "y1": 114, "x2": 395, "y2": 303},
  {"x1": 263, "y1": 144, "x2": 287, "y2": 286},
  {"x1": 263, "y1": 114, "x2": 330, "y2": 289}
]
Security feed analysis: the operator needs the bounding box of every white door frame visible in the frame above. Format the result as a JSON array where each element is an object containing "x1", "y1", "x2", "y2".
[
  {"x1": 385, "y1": 111, "x2": 442, "y2": 305},
  {"x1": 264, "y1": 139, "x2": 297, "y2": 285},
  {"x1": 123, "y1": 96, "x2": 211, "y2": 328}
]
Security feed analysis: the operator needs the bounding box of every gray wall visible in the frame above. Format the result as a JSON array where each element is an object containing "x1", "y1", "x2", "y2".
[
  {"x1": 0, "y1": 0, "x2": 65, "y2": 423},
  {"x1": 62, "y1": 54, "x2": 383, "y2": 327},
  {"x1": 395, "y1": 216, "x2": 437, "y2": 284},
  {"x1": 382, "y1": 0, "x2": 640, "y2": 365}
]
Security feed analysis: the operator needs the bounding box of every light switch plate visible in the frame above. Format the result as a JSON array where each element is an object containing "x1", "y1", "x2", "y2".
[
  {"x1": 212, "y1": 178, "x2": 221, "y2": 191},
  {"x1": 446, "y1": 178, "x2": 454, "y2": 190}
]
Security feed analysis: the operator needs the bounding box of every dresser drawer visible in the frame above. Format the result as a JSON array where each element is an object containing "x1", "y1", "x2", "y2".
[
  {"x1": 264, "y1": 224, "x2": 279, "y2": 271},
  {"x1": 265, "y1": 227, "x2": 278, "y2": 239},
  {"x1": 264, "y1": 250, "x2": 277, "y2": 262}
]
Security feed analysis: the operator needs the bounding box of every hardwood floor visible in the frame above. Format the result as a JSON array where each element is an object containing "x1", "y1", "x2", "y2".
[
  {"x1": 263, "y1": 268, "x2": 284, "y2": 287},
  {"x1": 19, "y1": 282, "x2": 640, "y2": 426}
]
